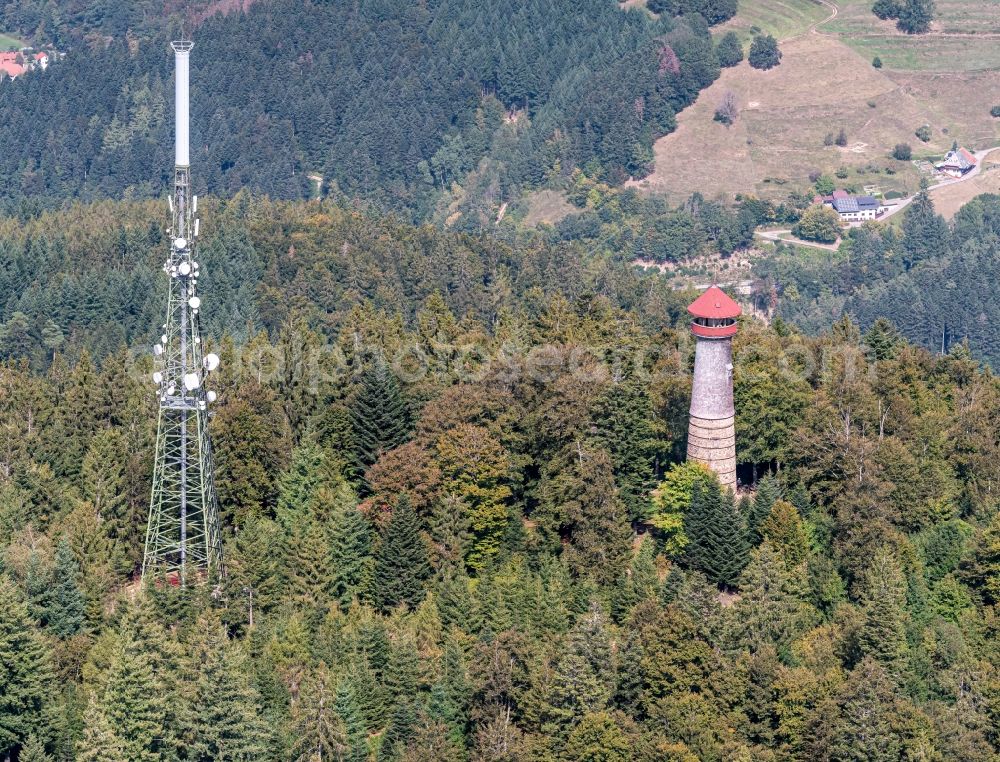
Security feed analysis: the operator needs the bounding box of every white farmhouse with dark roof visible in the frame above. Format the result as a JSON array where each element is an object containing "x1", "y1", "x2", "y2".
[{"x1": 815, "y1": 189, "x2": 884, "y2": 222}]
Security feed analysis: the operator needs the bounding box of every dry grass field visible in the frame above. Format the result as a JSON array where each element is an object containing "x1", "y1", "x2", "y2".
[
  {"x1": 719, "y1": 0, "x2": 832, "y2": 40},
  {"x1": 822, "y1": 0, "x2": 1000, "y2": 70},
  {"x1": 631, "y1": 0, "x2": 1000, "y2": 204},
  {"x1": 629, "y1": 34, "x2": 948, "y2": 202}
]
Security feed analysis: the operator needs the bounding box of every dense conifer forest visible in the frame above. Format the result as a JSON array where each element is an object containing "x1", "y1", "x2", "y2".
[
  {"x1": 5, "y1": 1, "x2": 1000, "y2": 760},
  {"x1": 4, "y1": 193, "x2": 1000, "y2": 760},
  {"x1": 0, "y1": 0, "x2": 728, "y2": 219},
  {"x1": 761, "y1": 192, "x2": 1000, "y2": 367}
]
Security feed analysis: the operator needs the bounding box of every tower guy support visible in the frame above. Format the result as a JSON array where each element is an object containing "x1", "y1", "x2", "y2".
[
  {"x1": 143, "y1": 40, "x2": 223, "y2": 583},
  {"x1": 686, "y1": 285, "x2": 741, "y2": 492}
]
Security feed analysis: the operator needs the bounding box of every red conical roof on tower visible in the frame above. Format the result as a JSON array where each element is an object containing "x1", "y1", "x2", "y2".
[{"x1": 687, "y1": 285, "x2": 742, "y2": 320}]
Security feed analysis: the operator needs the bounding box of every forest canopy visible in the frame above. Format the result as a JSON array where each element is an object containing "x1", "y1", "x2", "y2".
[
  {"x1": 0, "y1": 0, "x2": 727, "y2": 220},
  {"x1": 4, "y1": 192, "x2": 1000, "y2": 760}
]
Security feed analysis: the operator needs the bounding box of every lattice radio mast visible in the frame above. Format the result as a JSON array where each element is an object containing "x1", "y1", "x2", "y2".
[{"x1": 143, "y1": 40, "x2": 224, "y2": 583}]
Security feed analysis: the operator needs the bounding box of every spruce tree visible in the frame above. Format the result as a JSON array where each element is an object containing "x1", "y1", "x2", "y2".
[
  {"x1": 100, "y1": 624, "x2": 167, "y2": 762},
  {"x1": 350, "y1": 360, "x2": 412, "y2": 471},
  {"x1": 275, "y1": 444, "x2": 342, "y2": 528},
  {"x1": 858, "y1": 548, "x2": 909, "y2": 670},
  {"x1": 760, "y1": 500, "x2": 810, "y2": 568},
  {"x1": 829, "y1": 659, "x2": 905, "y2": 761},
  {"x1": 18, "y1": 733, "x2": 52, "y2": 762},
  {"x1": 588, "y1": 380, "x2": 657, "y2": 521},
  {"x1": 0, "y1": 577, "x2": 54, "y2": 758},
  {"x1": 46, "y1": 537, "x2": 86, "y2": 638},
  {"x1": 436, "y1": 632, "x2": 471, "y2": 737},
  {"x1": 384, "y1": 634, "x2": 420, "y2": 704},
  {"x1": 373, "y1": 496, "x2": 431, "y2": 612},
  {"x1": 735, "y1": 543, "x2": 813, "y2": 653},
  {"x1": 23, "y1": 550, "x2": 51, "y2": 624},
  {"x1": 334, "y1": 679, "x2": 369, "y2": 762},
  {"x1": 683, "y1": 477, "x2": 750, "y2": 587},
  {"x1": 75, "y1": 694, "x2": 125, "y2": 762},
  {"x1": 223, "y1": 512, "x2": 286, "y2": 624},
  {"x1": 290, "y1": 665, "x2": 342, "y2": 762},
  {"x1": 181, "y1": 620, "x2": 275, "y2": 762},
  {"x1": 748, "y1": 474, "x2": 782, "y2": 544},
  {"x1": 972, "y1": 512, "x2": 1000, "y2": 603},
  {"x1": 349, "y1": 656, "x2": 389, "y2": 732},
  {"x1": 330, "y1": 502, "x2": 373, "y2": 608},
  {"x1": 902, "y1": 189, "x2": 948, "y2": 268},
  {"x1": 612, "y1": 633, "x2": 643, "y2": 716},
  {"x1": 81, "y1": 428, "x2": 135, "y2": 575},
  {"x1": 287, "y1": 518, "x2": 334, "y2": 611},
  {"x1": 864, "y1": 318, "x2": 903, "y2": 361},
  {"x1": 378, "y1": 701, "x2": 417, "y2": 761}
]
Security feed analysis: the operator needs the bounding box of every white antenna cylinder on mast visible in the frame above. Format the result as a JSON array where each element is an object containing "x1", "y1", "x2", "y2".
[{"x1": 172, "y1": 40, "x2": 194, "y2": 167}]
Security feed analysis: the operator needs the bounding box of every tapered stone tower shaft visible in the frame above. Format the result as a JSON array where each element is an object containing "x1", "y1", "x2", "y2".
[
  {"x1": 143, "y1": 40, "x2": 223, "y2": 583},
  {"x1": 686, "y1": 286, "x2": 740, "y2": 491}
]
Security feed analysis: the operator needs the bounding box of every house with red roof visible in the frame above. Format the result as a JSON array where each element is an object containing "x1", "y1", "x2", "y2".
[
  {"x1": 937, "y1": 147, "x2": 977, "y2": 178},
  {"x1": 0, "y1": 51, "x2": 25, "y2": 80},
  {"x1": 0, "y1": 48, "x2": 58, "y2": 82}
]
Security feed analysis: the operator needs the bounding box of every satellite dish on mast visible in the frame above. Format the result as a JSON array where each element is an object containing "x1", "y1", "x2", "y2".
[
  {"x1": 203, "y1": 353, "x2": 220, "y2": 372},
  {"x1": 183, "y1": 373, "x2": 200, "y2": 391},
  {"x1": 174, "y1": 237, "x2": 187, "y2": 250}
]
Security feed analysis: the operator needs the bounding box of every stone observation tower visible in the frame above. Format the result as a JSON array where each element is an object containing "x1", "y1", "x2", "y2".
[{"x1": 686, "y1": 285, "x2": 740, "y2": 491}]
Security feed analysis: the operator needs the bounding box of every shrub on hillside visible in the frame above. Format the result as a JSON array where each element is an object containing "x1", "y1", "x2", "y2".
[
  {"x1": 814, "y1": 175, "x2": 835, "y2": 196},
  {"x1": 835, "y1": 128, "x2": 848, "y2": 147},
  {"x1": 716, "y1": 31, "x2": 744, "y2": 67},
  {"x1": 893, "y1": 143, "x2": 912, "y2": 160},
  {"x1": 897, "y1": 0, "x2": 934, "y2": 33},
  {"x1": 872, "y1": 0, "x2": 902, "y2": 19},
  {"x1": 714, "y1": 91, "x2": 739, "y2": 125},
  {"x1": 836, "y1": 166, "x2": 849, "y2": 179},
  {"x1": 991, "y1": 106, "x2": 1000, "y2": 118},
  {"x1": 915, "y1": 125, "x2": 932, "y2": 142},
  {"x1": 872, "y1": 56, "x2": 883, "y2": 68},
  {"x1": 793, "y1": 205, "x2": 843, "y2": 243},
  {"x1": 748, "y1": 35, "x2": 781, "y2": 70}
]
